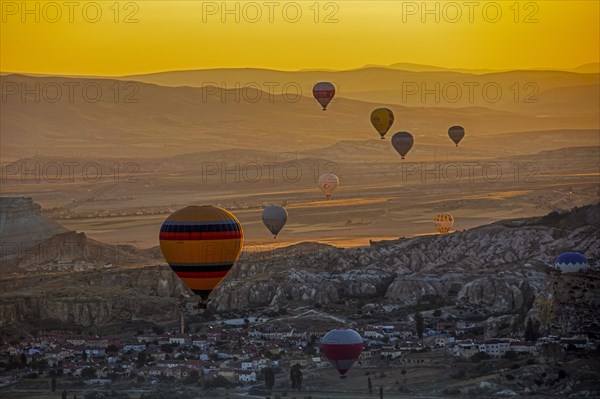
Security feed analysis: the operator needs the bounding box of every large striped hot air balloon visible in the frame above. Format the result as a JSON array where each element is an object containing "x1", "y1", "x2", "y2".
[
  {"x1": 321, "y1": 328, "x2": 363, "y2": 378},
  {"x1": 159, "y1": 206, "x2": 244, "y2": 303}
]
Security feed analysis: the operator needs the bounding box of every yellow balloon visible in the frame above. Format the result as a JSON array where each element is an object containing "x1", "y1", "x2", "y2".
[
  {"x1": 434, "y1": 213, "x2": 454, "y2": 234},
  {"x1": 370, "y1": 108, "x2": 395, "y2": 139},
  {"x1": 159, "y1": 205, "x2": 244, "y2": 302}
]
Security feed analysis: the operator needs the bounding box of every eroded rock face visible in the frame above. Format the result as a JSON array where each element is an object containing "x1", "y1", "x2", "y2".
[
  {"x1": 0, "y1": 265, "x2": 190, "y2": 326},
  {"x1": 0, "y1": 197, "x2": 68, "y2": 260},
  {"x1": 1, "y1": 198, "x2": 598, "y2": 329},
  {"x1": 210, "y1": 204, "x2": 600, "y2": 315}
]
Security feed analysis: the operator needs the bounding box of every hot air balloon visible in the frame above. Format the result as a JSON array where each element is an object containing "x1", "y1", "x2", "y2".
[
  {"x1": 262, "y1": 205, "x2": 288, "y2": 238},
  {"x1": 434, "y1": 213, "x2": 454, "y2": 234},
  {"x1": 391, "y1": 132, "x2": 414, "y2": 159},
  {"x1": 555, "y1": 252, "x2": 589, "y2": 273},
  {"x1": 321, "y1": 328, "x2": 363, "y2": 378},
  {"x1": 159, "y1": 205, "x2": 244, "y2": 304},
  {"x1": 313, "y1": 82, "x2": 335, "y2": 111},
  {"x1": 448, "y1": 126, "x2": 465, "y2": 147},
  {"x1": 318, "y1": 173, "x2": 339, "y2": 199},
  {"x1": 370, "y1": 108, "x2": 394, "y2": 139}
]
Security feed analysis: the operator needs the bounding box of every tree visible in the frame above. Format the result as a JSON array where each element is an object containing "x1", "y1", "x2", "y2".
[
  {"x1": 264, "y1": 367, "x2": 275, "y2": 390},
  {"x1": 290, "y1": 364, "x2": 303, "y2": 390},
  {"x1": 183, "y1": 370, "x2": 199, "y2": 385},
  {"x1": 433, "y1": 309, "x2": 442, "y2": 317},
  {"x1": 503, "y1": 351, "x2": 519, "y2": 361},
  {"x1": 51, "y1": 376, "x2": 57, "y2": 392},
  {"x1": 525, "y1": 318, "x2": 540, "y2": 341},
  {"x1": 81, "y1": 367, "x2": 96, "y2": 379},
  {"x1": 415, "y1": 312, "x2": 424, "y2": 339},
  {"x1": 368, "y1": 376, "x2": 373, "y2": 394},
  {"x1": 136, "y1": 352, "x2": 147, "y2": 368},
  {"x1": 535, "y1": 295, "x2": 556, "y2": 335}
]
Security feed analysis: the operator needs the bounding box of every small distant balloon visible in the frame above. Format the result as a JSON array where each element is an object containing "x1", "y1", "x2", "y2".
[
  {"x1": 434, "y1": 213, "x2": 454, "y2": 234},
  {"x1": 262, "y1": 205, "x2": 288, "y2": 239},
  {"x1": 313, "y1": 82, "x2": 335, "y2": 111},
  {"x1": 555, "y1": 252, "x2": 589, "y2": 273},
  {"x1": 321, "y1": 328, "x2": 364, "y2": 379},
  {"x1": 448, "y1": 126, "x2": 465, "y2": 147},
  {"x1": 391, "y1": 132, "x2": 414, "y2": 159},
  {"x1": 318, "y1": 173, "x2": 339, "y2": 199},
  {"x1": 370, "y1": 108, "x2": 395, "y2": 139}
]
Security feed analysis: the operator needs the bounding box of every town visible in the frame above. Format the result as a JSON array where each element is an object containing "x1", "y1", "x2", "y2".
[{"x1": 1, "y1": 311, "x2": 596, "y2": 396}]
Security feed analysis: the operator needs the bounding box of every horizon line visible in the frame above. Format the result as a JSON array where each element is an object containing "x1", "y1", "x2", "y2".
[{"x1": 1, "y1": 62, "x2": 599, "y2": 78}]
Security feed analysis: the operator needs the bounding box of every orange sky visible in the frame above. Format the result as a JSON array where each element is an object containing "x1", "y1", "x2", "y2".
[{"x1": 1, "y1": 1, "x2": 598, "y2": 75}]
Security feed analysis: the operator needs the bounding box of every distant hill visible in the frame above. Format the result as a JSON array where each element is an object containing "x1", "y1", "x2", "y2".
[{"x1": 3, "y1": 74, "x2": 597, "y2": 160}]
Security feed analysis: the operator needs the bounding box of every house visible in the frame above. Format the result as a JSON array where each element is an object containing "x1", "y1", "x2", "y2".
[
  {"x1": 482, "y1": 339, "x2": 511, "y2": 358},
  {"x1": 238, "y1": 370, "x2": 257, "y2": 382},
  {"x1": 168, "y1": 335, "x2": 190, "y2": 345},
  {"x1": 122, "y1": 343, "x2": 146, "y2": 352},
  {"x1": 381, "y1": 345, "x2": 402, "y2": 359},
  {"x1": 398, "y1": 351, "x2": 450, "y2": 366},
  {"x1": 509, "y1": 341, "x2": 537, "y2": 355},
  {"x1": 453, "y1": 341, "x2": 479, "y2": 358},
  {"x1": 363, "y1": 330, "x2": 384, "y2": 339},
  {"x1": 560, "y1": 337, "x2": 590, "y2": 350},
  {"x1": 241, "y1": 361, "x2": 254, "y2": 370}
]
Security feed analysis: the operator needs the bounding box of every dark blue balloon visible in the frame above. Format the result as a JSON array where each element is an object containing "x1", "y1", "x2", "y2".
[{"x1": 555, "y1": 252, "x2": 588, "y2": 273}]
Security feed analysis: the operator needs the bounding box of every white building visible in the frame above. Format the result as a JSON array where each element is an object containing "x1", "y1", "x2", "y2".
[{"x1": 238, "y1": 371, "x2": 257, "y2": 382}]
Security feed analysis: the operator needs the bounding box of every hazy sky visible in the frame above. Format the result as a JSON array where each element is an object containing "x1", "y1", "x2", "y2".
[{"x1": 1, "y1": 1, "x2": 598, "y2": 75}]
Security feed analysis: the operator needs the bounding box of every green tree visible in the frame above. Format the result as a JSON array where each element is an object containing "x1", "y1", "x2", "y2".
[
  {"x1": 183, "y1": 370, "x2": 199, "y2": 385},
  {"x1": 81, "y1": 367, "x2": 96, "y2": 379},
  {"x1": 525, "y1": 318, "x2": 540, "y2": 341},
  {"x1": 136, "y1": 352, "x2": 147, "y2": 368},
  {"x1": 290, "y1": 364, "x2": 303, "y2": 390},
  {"x1": 264, "y1": 367, "x2": 275, "y2": 390},
  {"x1": 415, "y1": 312, "x2": 424, "y2": 339}
]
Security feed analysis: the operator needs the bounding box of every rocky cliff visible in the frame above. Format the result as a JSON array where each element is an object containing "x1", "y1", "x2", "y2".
[
  {"x1": 211, "y1": 204, "x2": 600, "y2": 327},
  {"x1": 1, "y1": 198, "x2": 598, "y2": 331}
]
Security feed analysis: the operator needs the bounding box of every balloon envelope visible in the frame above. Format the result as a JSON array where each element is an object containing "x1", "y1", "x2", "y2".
[
  {"x1": 434, "y1": 213, "x2": 454, "y2": 234},
  {"x1": 321, "y1": 329, "x2": 363, "y2": 377},
  {"x1": 313, "y1": 82, "x2": 335, "y2": 110},
  {"x1": 318, "y1": 173, "x2": 339, "y2": 199},
  {"x1": 370, "y1": 108, "x2": 394, "y2": 139},
  {"x1": 448, "y1": 126, "x2": 465, "y2": 147},
  {"x1": 555, "y1": 252, "x2": 589, "y2": 273},
  {"x1": 159, "y1": 205, "x2": 244, "y2": 301},
  {"x1": 391, "y1": 132, "x2": 414, "y2": 159},
  {"x1": 262, "y1": 205, "x2": 288, "y2": 238}
]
